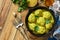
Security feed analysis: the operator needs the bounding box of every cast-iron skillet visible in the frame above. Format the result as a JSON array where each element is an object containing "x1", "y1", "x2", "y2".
[{"x1": 25, "y1": 6, "x2": 56, "y2": 37}]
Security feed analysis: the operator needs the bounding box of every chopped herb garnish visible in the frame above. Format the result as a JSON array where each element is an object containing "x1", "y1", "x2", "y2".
[
  {"x1": 12, "y1": 0, "x2": 20, "y2": 4},
  {"x1": 34, "y1": 26, "x2": 39, "y2": 32},
  {"x1": 18, "y1": 0, "x2": 28, "y2": 12},
  {"x1": 12, "y1": 0, "x2": 28, "y2": 12},
  {"x1": 45, "y1": 19, "x2": 51, "y2": 24},
  {"x1": 35, "y1": 16, "x2": 39, "y2": 19},
  {"x1": 18, "y1": 7, "x2": 24, "y2": 12}
]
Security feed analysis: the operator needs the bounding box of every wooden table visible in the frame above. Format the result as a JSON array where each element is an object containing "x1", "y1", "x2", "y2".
[{"x1": 0, "y1": 0, "x2": 49, "y2": 40}]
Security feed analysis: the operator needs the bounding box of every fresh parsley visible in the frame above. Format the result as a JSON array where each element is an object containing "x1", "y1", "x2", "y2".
[
  {"x1": 45, "y1": 19, "x2": 51, "y2": 24},
  {"x1": 12, "y1": 0, "x2": 28, "y2": 12},
  {"x1": 34, "y1": 26, "x2": 39, "y2": 32}
]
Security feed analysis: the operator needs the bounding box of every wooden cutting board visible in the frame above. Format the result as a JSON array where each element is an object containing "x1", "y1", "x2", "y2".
[
  {"x1": 0, "y1": 0, "x2": 50, "y2": 40},
  {"x1": 0, "y1": 0, "x2": 12, "y2": 30}
]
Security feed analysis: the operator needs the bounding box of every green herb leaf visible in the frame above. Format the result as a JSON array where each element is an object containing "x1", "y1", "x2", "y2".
[
  {"x1": 12, "y1": 0, "x2": 28, "y2": 12},
  {"x1": 34, "y1": 26, "x2": 39, "y2": 32},
  {"x1": 12, "y1": 0, "x2": 20, "y2": 4},
  {"x1": 35, "y1": 16, "x2": 39, "y2": 19},
  {"x1": 45, "y1": 19, "x2": 51, "y2": 24},
  {"x1": 18, "y1": 0, "x2": 28, "y2": 12},
  {"x1": 18, "y1": 7, "x2": 24, "y2": 12}
]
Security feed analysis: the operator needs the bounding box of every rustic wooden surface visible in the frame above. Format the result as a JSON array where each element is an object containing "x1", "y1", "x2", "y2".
[{"x1": 0, "y1": 0, "x2": 49, "y2": 40}]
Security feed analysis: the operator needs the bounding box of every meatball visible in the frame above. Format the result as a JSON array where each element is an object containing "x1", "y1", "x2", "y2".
[
  {"x1": 37, "y1": 26, "x2": 46, "y2": 34},
  {"x1": 35, "y1": 9, "x2": 42, "y2": 16},
  {"x1": 28, "y1": 23, "x2": 36, "y2": 31},
  {"x1": 43, "y1": 11, "x2": 51, "y2": 19},
  {"x1": 51, "y1": 16, "x2": 54, "y2": 24},
  {"x1": 28, "y1": 13, "x2": 35, "y2": 22},
  {"x1": 37, "y1": 17, "x2": 45, "y2": 25},
  {"x1": 45, "y1": 23, "x2": 52, "y2": 30}
]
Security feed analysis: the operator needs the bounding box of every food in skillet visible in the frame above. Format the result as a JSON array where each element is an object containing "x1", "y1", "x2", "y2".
[
  {"x1": 35, "y1": 9, "x2": 43, "y2": 16},
  {"x1": 28, "y1": 13, "x2": 35, "y2": 22},
  {"x1": 28, "y1": 23, "x2": 36, "y2": 30},
  {"x1": 36, "y1": 26, "x2": 46, "y2": 34},
  {"x1": 51, "y1": 16, "x2": 54, "y2": 23},
  {"x1": 45, "y1": 23, "x2": 52, "y2": 30},
  {"x1": 37, "y1": 17, "x2": 45, "y2": 26},
  {"x1": 43, "y1": 11, "x2": 51, "y2": 19},
  {"x1": 28, "y1": 9, "x2": 54, "y2": 34}
]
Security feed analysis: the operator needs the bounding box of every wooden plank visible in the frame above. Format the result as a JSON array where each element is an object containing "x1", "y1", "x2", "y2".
[
  {"x1": 13, "y1": 30, "x2": 25, "y2": 40},
  {"x1": 8, "y1": 25, "x2": 17, "y2": 40},
  {"x1": 0, "y1": 2, "x2": 25, "y2": 40},
  {"x1": 0, "y1": 0, "x2": 6, "y2": 13},
  {"x1": 0, "y1": 0, "x2": 12, "y2": 30},
  {"x1": 0, "y1": 3, "x2": 15, "y2": 40},
  {"x1": 11, "y1": 10, "x2": 28, "y2": 40},
  {"x1": 0, "y1": 0, "x2": 6, "y2": 30},
  {"x1": 7, "y1": 4, "x2": 19, "y2": 40}
]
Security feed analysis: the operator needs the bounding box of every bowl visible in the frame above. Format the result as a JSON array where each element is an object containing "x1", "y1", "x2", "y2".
[{"x1": 25, "y1": 6, "x2": 56, "y2": 37}]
